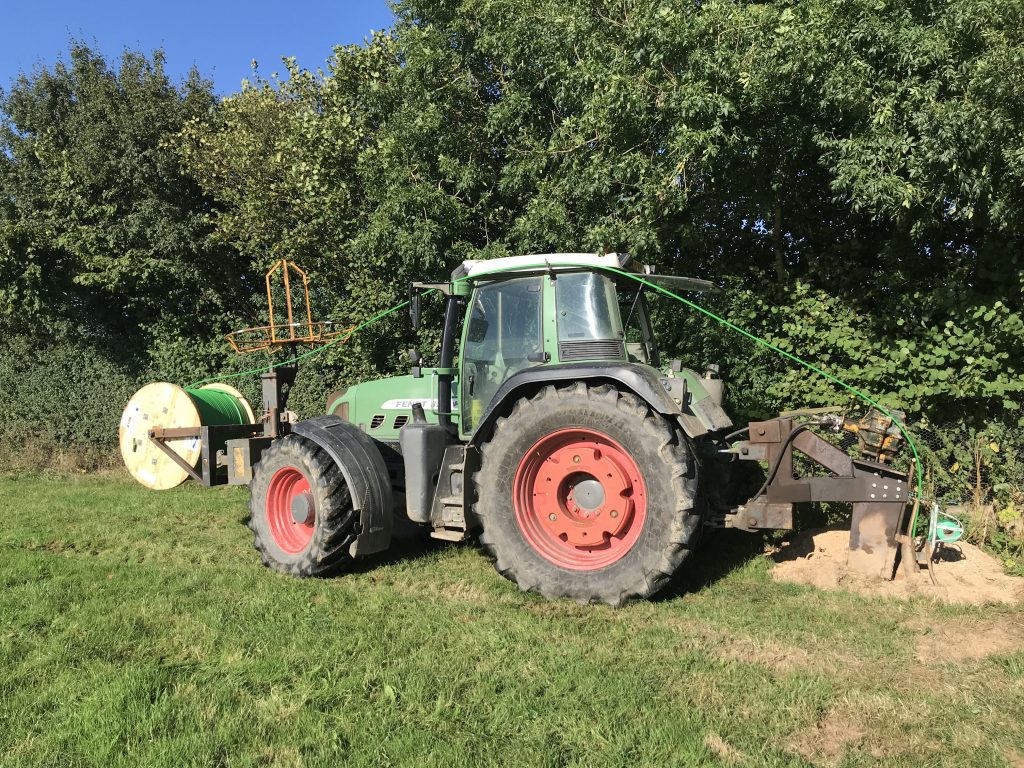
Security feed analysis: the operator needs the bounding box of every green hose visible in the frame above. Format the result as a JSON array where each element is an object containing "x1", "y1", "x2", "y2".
[{"x1": 187, "y1": 258, "x2": 926, "y2": 512}]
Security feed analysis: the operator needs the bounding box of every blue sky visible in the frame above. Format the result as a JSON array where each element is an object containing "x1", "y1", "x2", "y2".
[{"x1": 0, "y1": 1, "x2": 394, "y2": 94}]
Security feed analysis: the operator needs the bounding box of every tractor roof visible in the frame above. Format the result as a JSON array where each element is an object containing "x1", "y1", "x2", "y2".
[
  {"x1": 456, "y1": 252, "x2": 718, "y2": 293},
  {"x1": 458, "y1": 252, "x2": 631, "y2": 280}
]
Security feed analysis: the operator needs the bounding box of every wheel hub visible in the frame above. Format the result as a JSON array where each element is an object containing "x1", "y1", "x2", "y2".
[
  {"x1": 513, "y1": 428, "x2": 646, "y2": 570},
  {"x1": 266, "y1": 466, "x2": 315, "y2": 554},
  {"x1": 568, "y1": 476, "x2": 605, "y2": 511},
  {"x1": 290, "y1": 493, "x2": 314, "y2": 525}
]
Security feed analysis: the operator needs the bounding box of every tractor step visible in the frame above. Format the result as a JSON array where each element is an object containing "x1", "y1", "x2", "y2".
[
  {"x1": 424, "y1": 446, "x2": 476, "y2": 543},
  {"x1": 430, "y1": 528, "x2": 467, "y2": 542},
  {"x1": 430, "y1": 495, "x2": 468, "y2": 541}
]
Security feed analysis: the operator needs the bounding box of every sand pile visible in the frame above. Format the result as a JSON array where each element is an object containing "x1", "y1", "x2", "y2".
[{"x1": 770, "y1": 528, "x2": 1024, "y2": 605}]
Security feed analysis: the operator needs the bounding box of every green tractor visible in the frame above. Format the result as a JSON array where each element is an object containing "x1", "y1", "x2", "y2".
[
  {"x1": 123, "y1": 252, "x2": 914, "y2": 604},
  {"x1": 239, "y1": 253, "x2": 913, "y2": 605}
]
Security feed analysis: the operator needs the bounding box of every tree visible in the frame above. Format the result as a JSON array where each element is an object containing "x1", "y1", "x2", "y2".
[
  {"x1": 4, "y1": 5, "x2": 1022, "y2": 488},
  {"x1": 377, "y1": 0, "x2": 1024, "y2": 420},
  {"x1": 176, "y1": 0, "x2": 1024, "y2": 429},
  {"x1": 0, "y1": 43, "x2": 254, "y2": 461},
  {"x1": 0, "y1": 42, "x2": 246, "y2": 350}
]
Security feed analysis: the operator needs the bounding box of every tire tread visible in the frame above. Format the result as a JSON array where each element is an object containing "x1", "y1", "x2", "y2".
[
  {"x1": 248, "y1": 435, "x2": 357, "y2": 577},
  {"x1": 474, "y1": 384, "x2": 699, "y2": 606}
]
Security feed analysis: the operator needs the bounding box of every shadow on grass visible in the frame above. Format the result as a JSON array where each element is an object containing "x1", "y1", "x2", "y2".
[
  {"x1": 236, "y1": 512, "x2": 458, "y2": 574},
  {"x1": 349, "y1": 527, "x2": 772, "y2": 598},
  {"x1": 350, "y1": 531, "x2": 456, "y2": 573},
  {"x1": 236, "y1": 510, "x2": 770, "y2": 594},
  {"x1": 653, "y1": 528, "x2": 769, "y2": 601}
]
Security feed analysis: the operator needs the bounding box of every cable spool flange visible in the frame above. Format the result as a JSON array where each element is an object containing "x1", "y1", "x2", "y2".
[{"x1": 119, "y1": 382, "x2": 255, "y2": 490}]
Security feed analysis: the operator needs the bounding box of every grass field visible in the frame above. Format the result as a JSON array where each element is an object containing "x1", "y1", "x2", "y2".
[{"x1": 1, "y1": 474, "x2": 1022, "y2": 767}]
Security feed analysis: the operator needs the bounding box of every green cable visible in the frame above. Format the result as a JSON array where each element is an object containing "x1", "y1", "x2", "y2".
[
  {"x1": 185, "y1": 387, "x2": 250, "y2": 425},
  {"x1": 601, "y1": 265, "x2": 925, "y2": 502},
  {"x1": 463, "y1": 260, "x2": 923, "y2": 503},
  {"x1": 187, "y1": 259, "x2": 925, "y2": 515}
]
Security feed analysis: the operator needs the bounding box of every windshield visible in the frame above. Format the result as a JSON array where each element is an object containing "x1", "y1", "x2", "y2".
[{"x1": 555, "y1": 272, "x2": 623, "y2": 341}]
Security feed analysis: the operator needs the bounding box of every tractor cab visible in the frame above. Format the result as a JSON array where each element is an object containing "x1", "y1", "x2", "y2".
[
  {"x1": 417, "y1": 252, "x2": 721, "y2": 439},
  {"x1": 459, "y1": 264, "x2": 644, "y2": 432},
  {"x1": 326, "y1": 252, "x2": 728, "y2": 445}
]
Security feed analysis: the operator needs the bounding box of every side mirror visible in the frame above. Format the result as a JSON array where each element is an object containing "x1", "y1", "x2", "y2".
[
  {"x1": 408, "y1": 348, "x2": 423, "y2": 378},
  {"x1": 409, "y1": 290, "x2": 421, "y2": 331}
]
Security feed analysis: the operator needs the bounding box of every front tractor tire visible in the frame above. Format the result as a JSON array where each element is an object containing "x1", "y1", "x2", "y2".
[
  {"x1": 475, "y1": 383, "x2": 700, "y2": 606},
  {"x1": 248, "y1": 434, "x2": 357, "y2": 577}
]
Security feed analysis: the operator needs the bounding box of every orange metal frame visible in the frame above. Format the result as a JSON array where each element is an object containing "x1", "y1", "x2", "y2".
[
  {"x1": 226, "y1": 259, "x2": 352, "y2": 354},
  {"x1": 267, "y1": 259, "x2": 315, "y2": 344}
]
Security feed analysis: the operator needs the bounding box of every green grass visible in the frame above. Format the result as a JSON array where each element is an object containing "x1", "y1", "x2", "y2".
[{"x1": 1, "y1": 474, "x2": 1022, "y2": 767}]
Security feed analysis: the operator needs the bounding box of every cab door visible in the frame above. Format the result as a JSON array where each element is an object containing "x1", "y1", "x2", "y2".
[{"x1": 460, "y1": 276, "x2": 544, "y2": 434}]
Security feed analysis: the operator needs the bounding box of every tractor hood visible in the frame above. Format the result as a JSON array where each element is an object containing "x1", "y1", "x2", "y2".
[{"x1": 326, "y1": 371, "x2": 459, "y2": 442}]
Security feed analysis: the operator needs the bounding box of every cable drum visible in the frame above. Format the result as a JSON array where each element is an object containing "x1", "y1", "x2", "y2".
[
  {"x1": 187, "y1": 384, "x2": 253, "y2": 426},
  {"x1": 119, "y1": 382, "x2": 256, "y2": 490}
]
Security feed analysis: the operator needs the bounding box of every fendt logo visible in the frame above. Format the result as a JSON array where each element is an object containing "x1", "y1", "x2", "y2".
[{"x1": 380, "y1": 398, "x2": 458, "y2": 411}]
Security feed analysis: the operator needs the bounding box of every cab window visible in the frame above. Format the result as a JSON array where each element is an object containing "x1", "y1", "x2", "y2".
[
  {"x1": 555, "y1": 272, "x2": 622, "y2": 340},
  {"x1": 462, "y1": 277, "x2": 543, "y2": 431}
]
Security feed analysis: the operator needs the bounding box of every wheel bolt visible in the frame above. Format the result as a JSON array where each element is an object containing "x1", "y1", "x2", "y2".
[
  {"x1": 548, "y1": 513, "x2": 557, "y2": 521},
  {"x1": 610, "y1": 510, "x2": 618, "y2": 518},
  {"x1": 573, "y1": 455, "x2": 581, "y2": 464}
]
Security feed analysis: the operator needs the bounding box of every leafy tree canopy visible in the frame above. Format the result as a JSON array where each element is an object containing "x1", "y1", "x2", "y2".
[
  {"x1": 0, "y1": 42, "x2": 248, "y2": 349},
  {"x1": 1, "y1": 5, "x2": 1022, "y2": 490}
]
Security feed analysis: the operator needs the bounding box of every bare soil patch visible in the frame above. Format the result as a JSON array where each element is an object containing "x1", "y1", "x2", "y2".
[
  {"x1": 905, "y1": 615, "x2": 1024, "y2": 663},
  {"x1": 770, "y1": 528, "x2": 1024, "y2": 605},
  {"x1": 704, "y1": 733, "x2": 745, "y2": 764},
  {"x1": 785, "y1": 708, "x2": 873, "y2": 766}
]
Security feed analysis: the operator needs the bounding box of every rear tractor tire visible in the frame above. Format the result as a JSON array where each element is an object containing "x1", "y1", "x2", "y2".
[
  {"x1": 475, "y1": 383, "x2": 700, "y2": 606},
  {"x1": 248, "y1": 434, "x2": 357, "y2": 577}
]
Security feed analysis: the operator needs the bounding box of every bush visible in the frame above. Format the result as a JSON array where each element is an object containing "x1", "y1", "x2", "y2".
[{"x1": 0, "y1": 334, "x2": 138, "y2": 466}]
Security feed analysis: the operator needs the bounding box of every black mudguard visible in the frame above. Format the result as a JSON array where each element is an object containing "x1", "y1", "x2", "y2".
[
  {"x1": 468, "y1": 362, "x2": 733, "y2": 444},
  {"x1": 471, "y1": 362, "x2": 715, "y2": 445},
  {"x1": 291, "y1": 415, "x2": 393, "y2": 556}
]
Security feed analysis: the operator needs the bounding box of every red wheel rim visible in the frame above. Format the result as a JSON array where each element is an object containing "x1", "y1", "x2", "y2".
[
  {"x1": 266, "y1": 466, "x2": 315, "y2": 554},
  {"x1": 513, "y1": 428, "x2": 647, "y2": 570}
]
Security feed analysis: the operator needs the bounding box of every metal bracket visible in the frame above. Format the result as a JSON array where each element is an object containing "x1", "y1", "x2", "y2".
[
  {"x1": 261, "y1": 364, "x2": 297, "y2": 439},
  {"x1": 411, "y1": 281, "x2": 454, "y2": 296},
  {"x1": 149, "y1": 427, "x2": 204, "y2": 484},
  {"x1": 727, "y1": 416, "x2": 912, "y2": 580},
  {"x1": 149, "y1": 424, "x2": 264, "y2": 487},
  {"x1": 725, "y1": 499, "x2": 793, "y2": 532}
]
